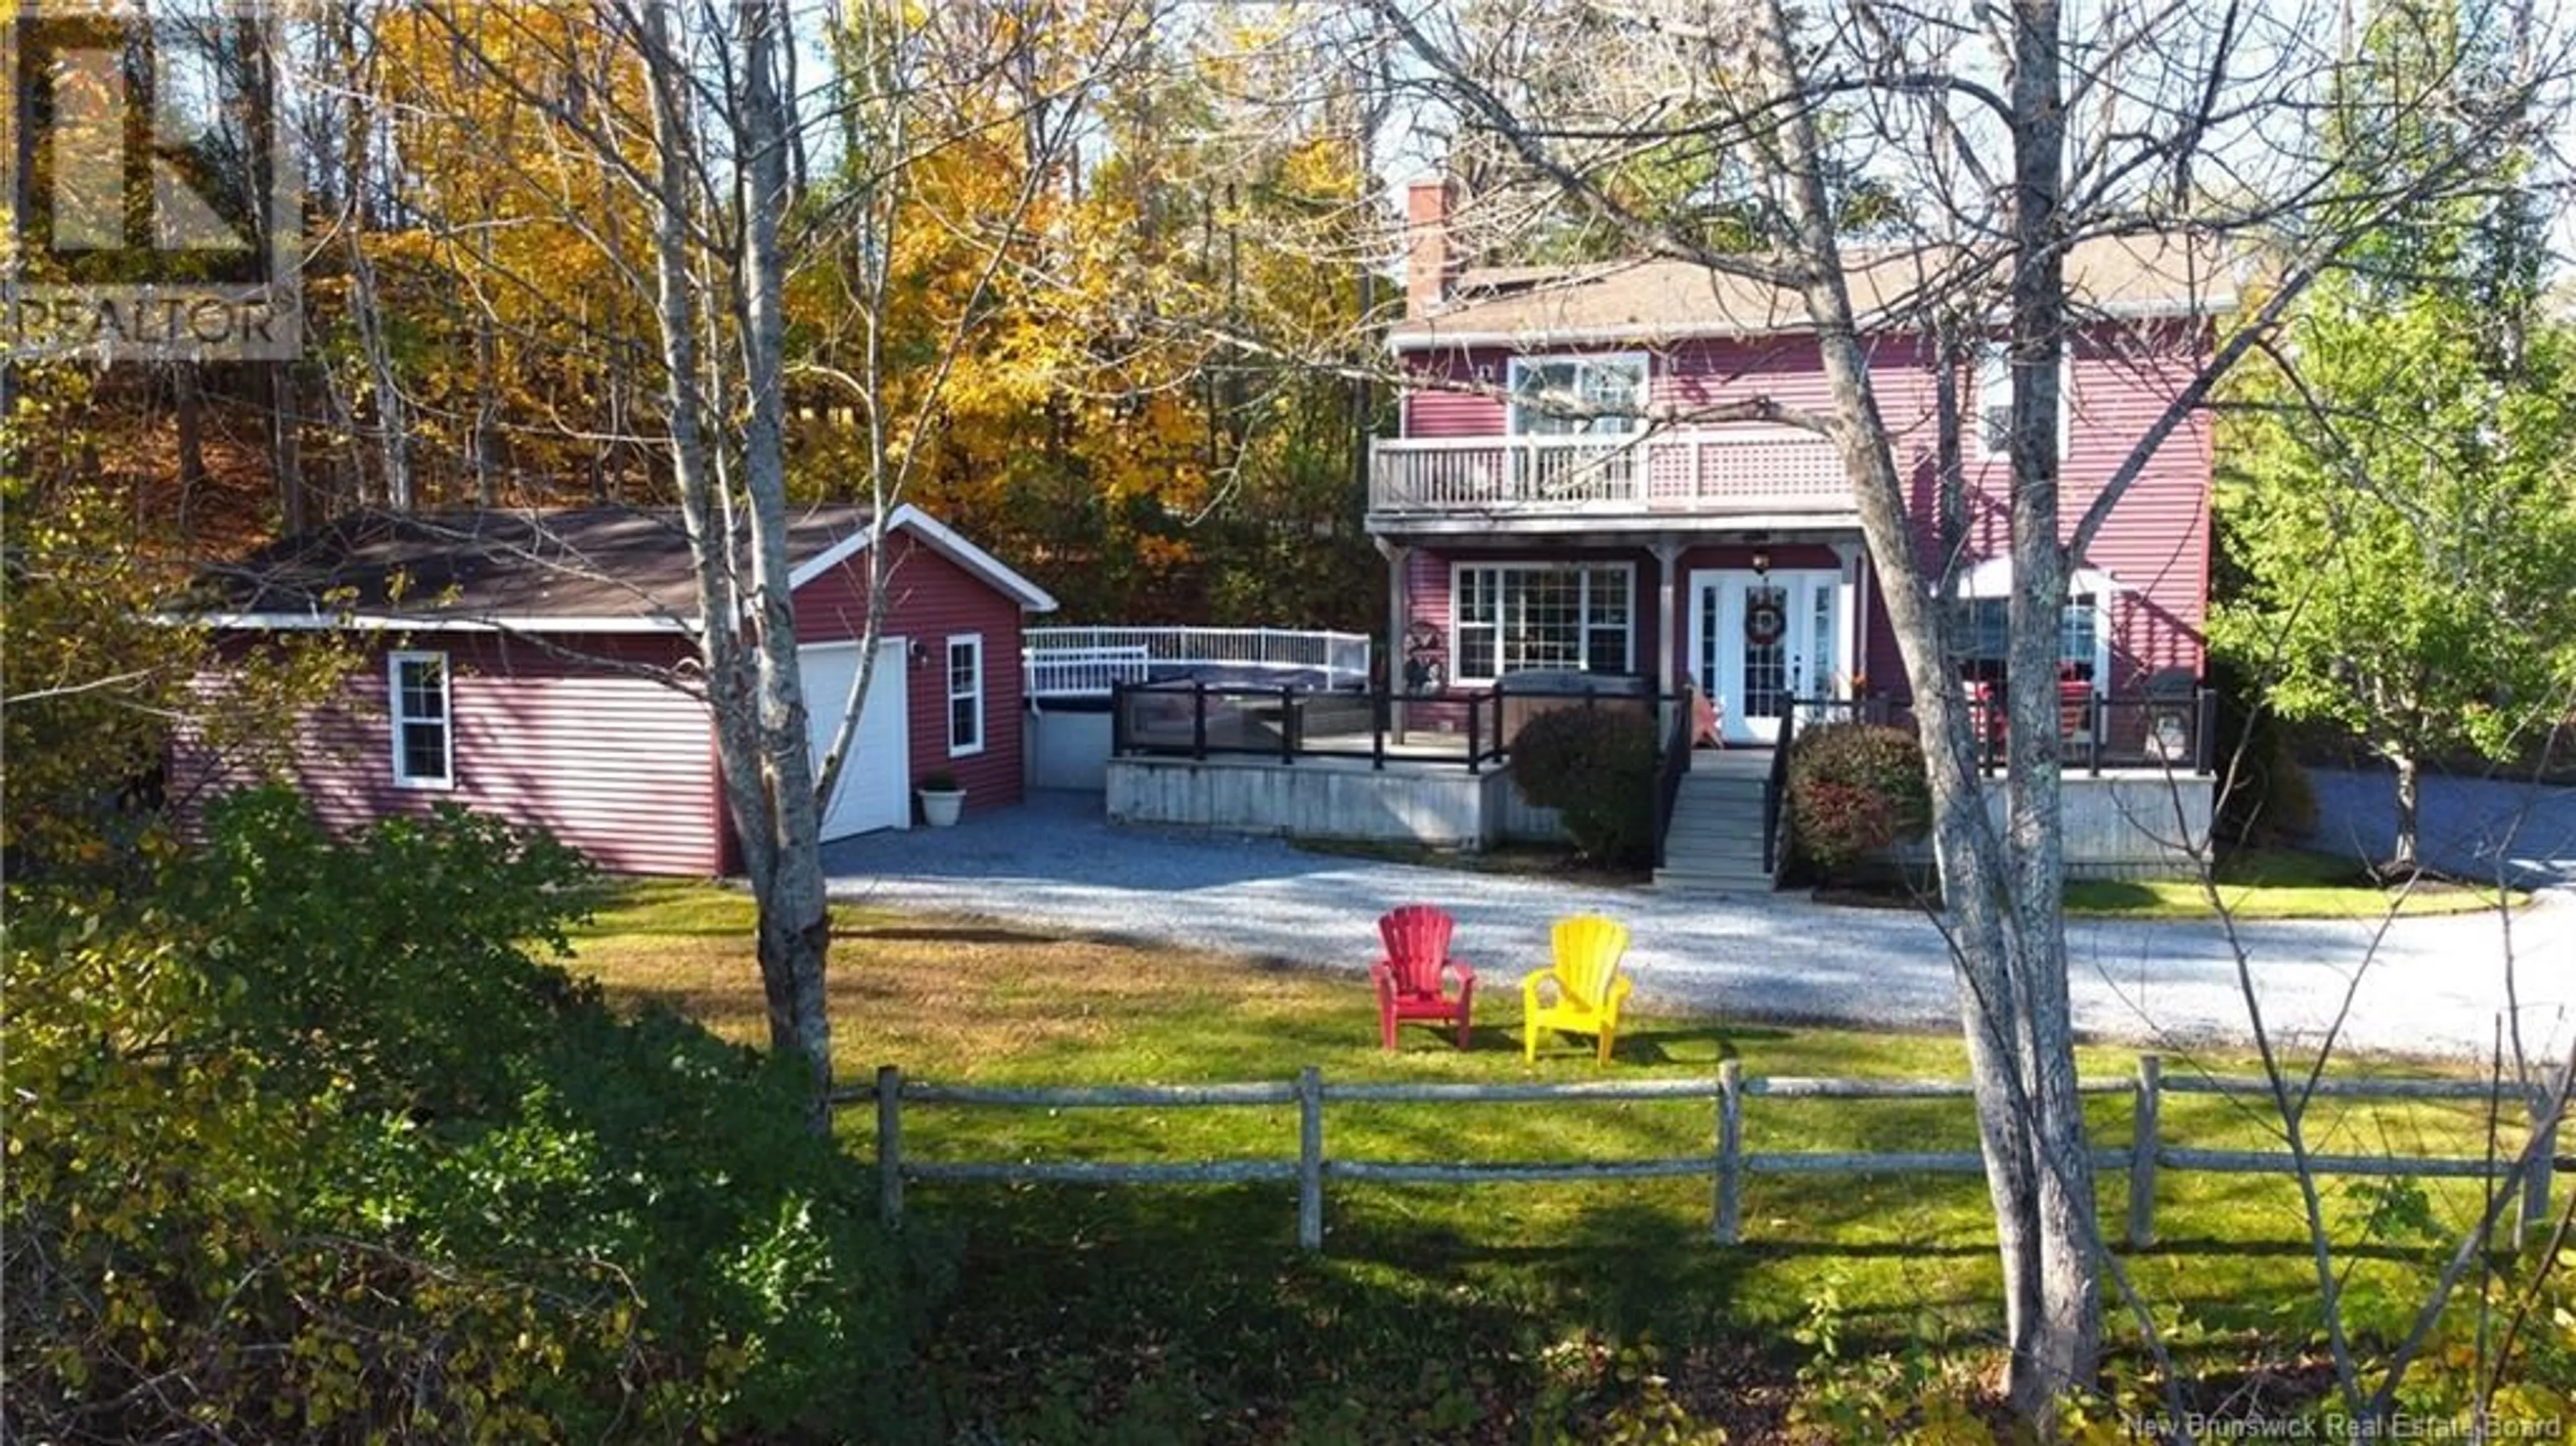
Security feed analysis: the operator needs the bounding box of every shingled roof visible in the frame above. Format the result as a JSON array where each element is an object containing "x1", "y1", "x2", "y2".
[
  {"x1": 1390, "y1": 232, "x2": 2236, "y2": 349},
  {"x1": 189, "y1": 502, "x2": 1055, "y2": 629}
]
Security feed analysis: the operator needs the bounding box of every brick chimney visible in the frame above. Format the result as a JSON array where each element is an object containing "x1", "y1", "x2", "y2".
[{"x1": 1404, "y1": 176, "x2": 1460, "y2": 315}]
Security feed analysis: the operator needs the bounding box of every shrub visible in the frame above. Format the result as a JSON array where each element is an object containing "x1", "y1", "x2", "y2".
[
  {"x1": 2210, "y1": 665, "x2": 2320, "y2": 850},
  {"x1": 3, "y1": 787, "x2": 938, "y2": 1444},
  {"x1": 1509, "y1": 706, "x2": 1659, "y2": 864},
  {"x1": 1787, "y1": 723, "x2": 1933, "y2": 880}
]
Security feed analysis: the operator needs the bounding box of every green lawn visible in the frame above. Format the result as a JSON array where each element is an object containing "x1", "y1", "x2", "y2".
[
  {"x1": 568, "y1": 881, "x2": 2554, "y2": 1441},
  {"x1": 2063, "y1": 848, "x2": 2528, "y2": 920}
]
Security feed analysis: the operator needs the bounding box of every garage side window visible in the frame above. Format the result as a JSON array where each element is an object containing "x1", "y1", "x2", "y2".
[
  {"x1": 947, "y1": 635, "x2": 984, "y2": 757},
  {"x1": 388, "y1": 651, "x2": 453, "y2": 789}
]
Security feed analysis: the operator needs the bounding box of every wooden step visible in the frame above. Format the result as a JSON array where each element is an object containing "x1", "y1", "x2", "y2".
[{"x1": 1654, "y1": 868, "x2": 1775, "y2": 893}]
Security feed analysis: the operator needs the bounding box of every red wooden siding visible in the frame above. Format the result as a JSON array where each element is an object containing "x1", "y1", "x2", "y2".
[
  {"x1": 792, "y1": 533, "x2": 1028, "y2": 812},
  {"x1": 1403, "y1": 348, "x2": 1512, "y2": 435},
  {"x1": 174, "y1": 633, "x2": 722, "y2": 876}
]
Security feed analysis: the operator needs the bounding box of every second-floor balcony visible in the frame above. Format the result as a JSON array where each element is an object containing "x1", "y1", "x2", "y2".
[{"x1": 1368, "y1": 428, "x2": 1856, "y2": 523}]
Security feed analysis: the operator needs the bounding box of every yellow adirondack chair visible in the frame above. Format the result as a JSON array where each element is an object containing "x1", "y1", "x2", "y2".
[{"x1": 1522, "y1": 915, "x2": 1634, "y2": 1063}]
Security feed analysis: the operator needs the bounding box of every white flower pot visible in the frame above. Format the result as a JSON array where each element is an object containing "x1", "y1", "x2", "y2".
[{"x1": 918, "y1": 787, "x2": 965, "y2": 827}]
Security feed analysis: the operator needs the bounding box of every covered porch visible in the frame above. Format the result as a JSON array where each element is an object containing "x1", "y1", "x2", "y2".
[{"x1": 1373, "y1": 522, "x2": 1879, "y2": 750}]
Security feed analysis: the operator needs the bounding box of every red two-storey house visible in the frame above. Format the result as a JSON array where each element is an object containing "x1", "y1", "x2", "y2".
[{"x1": 1373, "y1": 181, "x2": 2231, "y2": 752}]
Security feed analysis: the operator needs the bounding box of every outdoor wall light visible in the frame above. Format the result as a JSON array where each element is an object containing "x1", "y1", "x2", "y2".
[
  {"x1": 1750, "y1": 547, "x2": 1771, "y2": 577},
  {"x1": 909, "y1": 640, "x2": 931, "y2": 669}
]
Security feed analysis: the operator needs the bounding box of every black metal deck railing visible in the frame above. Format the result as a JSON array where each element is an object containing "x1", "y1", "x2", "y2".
[{"x1": 1108, "y1": 679, "x2": 1698, "y2": 776}]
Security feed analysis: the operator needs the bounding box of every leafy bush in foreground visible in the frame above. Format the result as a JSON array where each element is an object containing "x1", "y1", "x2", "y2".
[
  {"x1": 3, "y1": 788, "x2": 937, "y2": 1444},
  {"x1": 1787, "y1": 723, "x2": 1933, "y2": 881},
  {"x1": 1509, "y1": 706, "x2": 1660, "y2": 864}
]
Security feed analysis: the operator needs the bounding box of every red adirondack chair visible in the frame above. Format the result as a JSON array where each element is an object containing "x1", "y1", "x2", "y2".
[{"x1": 1373, "y1": 904, "x2": 1477, "y2": 1050}]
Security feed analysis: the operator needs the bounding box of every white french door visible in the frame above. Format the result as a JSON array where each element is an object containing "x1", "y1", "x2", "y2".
[{"x1": 1688, "y1": 570, "x2": 1844, "y2": 745}]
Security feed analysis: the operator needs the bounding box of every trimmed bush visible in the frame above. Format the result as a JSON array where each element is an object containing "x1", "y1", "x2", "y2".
[
  {"x1": 1787, "y1": 723, "x2": 1933, "y2": 880},
  {"x1": 1509, "y1": 706, "x2": 1659, "y2": 864}
]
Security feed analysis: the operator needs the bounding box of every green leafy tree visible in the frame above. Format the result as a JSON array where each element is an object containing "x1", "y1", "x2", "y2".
[
  {"x1": 2211, "y1": 282, "x2": 2576, "y2": 873},
  {"x1": 2212, "y1": 0, "x2": 2576, "y2": 874}
]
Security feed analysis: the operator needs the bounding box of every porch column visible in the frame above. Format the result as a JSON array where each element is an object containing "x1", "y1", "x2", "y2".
[
  {"x1": 1377, "y1": 536, "x2": 1409, "y2": 741},
  {"x1": 1831, "y1": 540, "x2": 1864, "y2": 698},
  {"x1": 1652, "y1": 539, "x2": 1684, "y2": 727}
]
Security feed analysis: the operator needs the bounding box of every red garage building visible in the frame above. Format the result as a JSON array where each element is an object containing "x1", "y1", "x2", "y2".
[{"x1": 174, "y1": 503, "x2": 1057, "y2": 875}]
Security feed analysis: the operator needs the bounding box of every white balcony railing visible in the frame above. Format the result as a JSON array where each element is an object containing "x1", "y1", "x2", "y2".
[
  {"x1": 1368, "y1": 429, "x2": 1854, "y2": 517},
  {"x1": 1024, "y1": 626, "x2": 1373, "y2": 697}
]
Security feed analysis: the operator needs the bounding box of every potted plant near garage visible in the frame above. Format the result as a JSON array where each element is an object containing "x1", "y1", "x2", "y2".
[{"x1": 917, "y1": 771, "x2": 967, "y2": 827}]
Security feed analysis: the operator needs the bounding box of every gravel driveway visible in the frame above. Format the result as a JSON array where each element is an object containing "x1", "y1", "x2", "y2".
[{"x1": 823, "y1": 791, "x2": 2575, "y2": 1062}]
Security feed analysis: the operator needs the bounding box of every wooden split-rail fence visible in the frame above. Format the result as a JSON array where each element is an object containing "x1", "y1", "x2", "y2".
[{"x1": 839, "y1": 1057, "x2": 2569, "y2": 1254}]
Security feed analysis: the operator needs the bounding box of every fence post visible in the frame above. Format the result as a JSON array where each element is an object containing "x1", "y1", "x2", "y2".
[
  {"x1": 1191, "y1": 682, "x2": 1208, "y2": 760},
  {"x1": 1371, "y1": 687, "x2": 1387, "y2": 773},
  {"x1": 1297, "y1": 1066, "x2": 1325, "y2": 1252},
  {"x1": 1281, "y1": 684, "x2": 1296, "y2": 765},
  {"x1": 1110, "y1": 681, "x2": 1128, "y2": 757},
  {"x1": 1715, "y1": 1060, "x2": 1744, "y2": 1245},
  {"x1": 2127, "y1": 1054, "x2": 2161, "y2": 1250},
  {"x1": 877, "y1": 1064, "x2": 905, "y2": 1229},
  {"x1": 2524, "y1": 1066, "x2": 2563, "y2": 1249},
  {"x1": 1466, "y1": 691, "x2": 1482, "y2": 775},
  {"x1": 2088, "y1": 696, "x2": 2104, "y2": 777}
]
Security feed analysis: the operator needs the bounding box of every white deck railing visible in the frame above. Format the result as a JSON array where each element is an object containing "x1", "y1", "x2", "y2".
[
  {"x1": 1368, "y1": 428, "x2": 1854, "y2": 516},
  {"x1": 1024, "y1": 626, "x2": 1372, "y2": 697}
]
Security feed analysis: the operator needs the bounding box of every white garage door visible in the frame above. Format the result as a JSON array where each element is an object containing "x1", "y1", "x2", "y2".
[{"x1": 800, "y1": 638, "x2": 910, "y2": 841}]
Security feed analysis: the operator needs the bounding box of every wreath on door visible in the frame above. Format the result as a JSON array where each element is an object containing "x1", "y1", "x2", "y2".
[{"x1": 1743, "y1": 599, "x2": 1787, "y2": 648}]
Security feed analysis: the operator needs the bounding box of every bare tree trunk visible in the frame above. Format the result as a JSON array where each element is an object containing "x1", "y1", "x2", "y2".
[
  {"x1": 633, "y1": 0, "x2": 835, "y2": 1133},
  {"x1": 1998, "y1": 0, "x2": 2103, "y2": 1417},
  {"x1": 174, "y1": 364, "x2": 207, "y2": 537},
  {"x1": 2393, "y1": 753, "x2": 2422, "y2": 874},
  {"x1": 334, "y1": 10, "x2": 411, "y2": 511},
  {"x1": 737, "y1": 0, "x2": 836, "y2": 1131},
  {"x1": 270, "y1": 364, "x2": 305, "y2": 535},
  {"x1": 1740, "y1": 0, "x2": 2099, "y2": 1416},
  {"x1": 472, "y1": 224, "x2": 502, "y2": 507}
]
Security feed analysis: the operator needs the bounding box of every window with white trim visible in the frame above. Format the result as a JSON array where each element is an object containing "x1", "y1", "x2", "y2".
[
  {"x1": 1507, "y1": 355, "x2": 1647, "y2": 436},
  {"x1": 1452, "y1": 563, "x2": 1633, "y2": 685},
  {"x1": 388, "y1": 651, "x2": 453, "y2": 789},
  {"x1": 946, "y1": 635, "x2": 985, "y2": 757},
  {"x1": 1973, "y1": 347, "x2": 2074, "y2": 458},
  {"x1": 1958, "y1": 594, "x2": 2108, "y2": 685}
]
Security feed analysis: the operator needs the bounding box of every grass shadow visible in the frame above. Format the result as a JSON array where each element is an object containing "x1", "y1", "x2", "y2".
[
  {"x1": 1615, "y1": 1023, "x2": 1794, "y2": 1064},
  {"x1": 843, "y1": 924, "x2": 1052, "y2": 946}
]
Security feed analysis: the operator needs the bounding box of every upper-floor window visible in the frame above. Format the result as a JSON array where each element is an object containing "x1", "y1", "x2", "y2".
[
  {"x1": 1973, "y1": 347, "x2": 2074, "y2": 459},
  {"x1": 388, "y1": 651, "x2": 453, "y2": 789},
  {"x1": 1507, "y1": 355, "x2": 1646, "y2": 436}
]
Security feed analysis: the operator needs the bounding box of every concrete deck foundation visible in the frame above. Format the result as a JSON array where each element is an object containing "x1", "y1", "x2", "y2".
[{"x1": 1110, "y1": 753, "x2": 2212, "y2": 878}]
